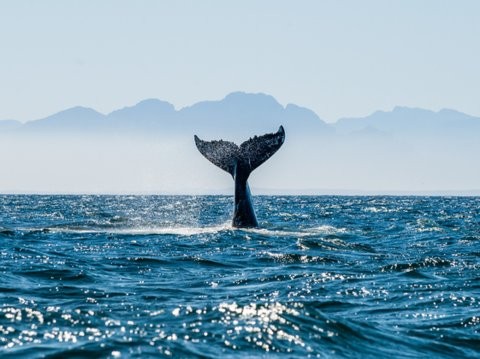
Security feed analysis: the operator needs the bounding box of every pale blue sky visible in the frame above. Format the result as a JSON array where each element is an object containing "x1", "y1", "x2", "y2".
[{"x1": 1, "y1": 0, "x2": 479, "y2": 123}]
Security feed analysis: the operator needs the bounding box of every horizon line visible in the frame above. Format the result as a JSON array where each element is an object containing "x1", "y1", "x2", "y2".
[{"x1": 1, "y1": 190, "x2": 480, "y2": 197}]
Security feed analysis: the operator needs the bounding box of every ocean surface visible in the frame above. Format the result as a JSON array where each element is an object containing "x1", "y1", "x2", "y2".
[{"x1": 0, "y1": 195, "x2": 479, "y2": 358}]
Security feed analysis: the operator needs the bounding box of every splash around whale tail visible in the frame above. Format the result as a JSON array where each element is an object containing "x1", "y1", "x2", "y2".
[{"x1": 194, "y1": 125, "x2": 285, "y2": 178}]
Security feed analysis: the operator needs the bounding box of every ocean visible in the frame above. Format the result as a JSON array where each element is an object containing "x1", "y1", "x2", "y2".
[{"x1": 0, "y1": 195, "x2": 479, "y2": 358}]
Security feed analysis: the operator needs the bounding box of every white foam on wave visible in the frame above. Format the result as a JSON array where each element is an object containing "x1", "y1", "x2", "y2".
[
  {"x1": 46, "y1": 224, "x2": 231, "y2": 236},
  {"x1": 35, "y1": 224, "x2": 348, "y2": 238},
  {"x1": 240, "y1": 224, "x2": 348, "y2": 238}
]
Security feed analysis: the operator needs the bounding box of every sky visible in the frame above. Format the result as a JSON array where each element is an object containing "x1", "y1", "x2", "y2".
[{"x1": 1, "y1": 0, "x2": 480, "y2": 123}]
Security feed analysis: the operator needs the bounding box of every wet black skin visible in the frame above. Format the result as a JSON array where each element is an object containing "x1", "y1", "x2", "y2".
[{"x1": 232, "y1": 160, "x2": 258, "y2": 228}]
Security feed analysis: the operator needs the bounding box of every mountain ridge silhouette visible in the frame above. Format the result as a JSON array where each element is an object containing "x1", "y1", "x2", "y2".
[{"x1": 1, "y1": 92, "x2": 479, "y2": 139}]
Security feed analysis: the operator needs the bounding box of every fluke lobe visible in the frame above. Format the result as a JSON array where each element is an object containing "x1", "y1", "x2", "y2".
[{"x1": 194, "y1": 126, "x2": 285, "y2": 228}]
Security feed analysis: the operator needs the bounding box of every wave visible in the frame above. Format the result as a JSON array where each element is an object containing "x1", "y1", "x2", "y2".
[
  {"x1": 0, "y1": 227, "x2": 16, "y2": 236},
  {"x1": 24, "y1": 224, "x2": 231, "y2": 237},
  {"x1": 240, "y1": 225, "x2": 349, "y2": 238},
  {"x1": 18, "y1": 224, "x2": 349, "y2": 238}
]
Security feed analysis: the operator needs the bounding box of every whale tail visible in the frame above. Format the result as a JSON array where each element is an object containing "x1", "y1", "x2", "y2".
[
  {"x1": 194, "y1": 126, "x2": 285, "y2": 228},
  {"x1": 194, "y1": 125, "x2": 285, "y2": 178}
]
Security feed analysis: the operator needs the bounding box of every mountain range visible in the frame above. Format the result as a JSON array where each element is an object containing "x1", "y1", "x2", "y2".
[
  {"x1": 2, "y1": 92, "x2": 479, "y2": 140},
  {"x1": 1, "y1": 92, "x2": 479, "y2": 194}
]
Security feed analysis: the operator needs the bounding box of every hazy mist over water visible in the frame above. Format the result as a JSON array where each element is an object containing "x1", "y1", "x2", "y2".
[{"x1": 2, "y1": 133, "x2": 479, "y2": 195}]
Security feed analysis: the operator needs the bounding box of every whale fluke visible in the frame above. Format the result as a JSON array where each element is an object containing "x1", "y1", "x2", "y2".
[
  {"x1": 194, "y1": 126, "x2": 285, "y2": 228},
  {"x1": 194, "y1": 137, "x2": 239, "y2": 176},
  {"x1": 194, "y1": 126, "x2": 285, "y2": 177}
]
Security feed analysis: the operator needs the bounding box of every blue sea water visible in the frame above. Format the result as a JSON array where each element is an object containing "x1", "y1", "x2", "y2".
[{"x1": 0, "y1": 195, "x2": 479, "y2": 358}]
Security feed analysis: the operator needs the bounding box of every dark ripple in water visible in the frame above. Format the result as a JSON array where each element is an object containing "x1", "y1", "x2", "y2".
[{"x1": 0, "y1": 195, "x2": 479, "y2": 358}]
